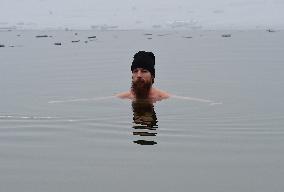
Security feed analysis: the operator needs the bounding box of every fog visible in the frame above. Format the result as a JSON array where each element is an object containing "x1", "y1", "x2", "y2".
[{"x1": 1, "y1": 0, "x2": 283, "y2": 30}]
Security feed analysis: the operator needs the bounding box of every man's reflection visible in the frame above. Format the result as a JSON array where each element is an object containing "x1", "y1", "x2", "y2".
[{"x1": 132, "y1": 100, "x2": 158, "y2": 145}]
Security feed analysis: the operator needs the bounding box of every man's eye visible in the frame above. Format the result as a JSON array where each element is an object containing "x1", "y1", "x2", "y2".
[{"x1": 142, "y1": 70, "x2": 148, "y2": 73}]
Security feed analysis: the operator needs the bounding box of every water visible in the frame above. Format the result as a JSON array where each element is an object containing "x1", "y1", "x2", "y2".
[{"x1": 1, "y1": 29, "x2": 284, "y2": 191}]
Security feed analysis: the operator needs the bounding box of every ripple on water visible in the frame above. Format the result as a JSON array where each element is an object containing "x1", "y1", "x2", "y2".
[
  {"x1": 155, "y1": 111, "x2": 284, "y2": 144},
  {"x1": 1, "y1": 112, "x2": 283, "y2": 146},
  {"x1": 0, "y1": 114, "x2": 132, "y2": 144}
]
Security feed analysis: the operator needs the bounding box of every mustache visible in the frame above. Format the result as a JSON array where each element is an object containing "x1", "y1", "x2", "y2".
[{"x1": 133, "y1": 78, "x2": 145, "y2": 83}]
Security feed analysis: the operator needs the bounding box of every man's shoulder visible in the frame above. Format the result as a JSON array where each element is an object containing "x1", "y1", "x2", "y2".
[
  {"x1": 151, "y1": 88, "x2": 171, "y2": 99},
  {"x1": 115, "y1": 91, "x2": 133, "y2": 99},
  {"x1": 116, "y1": 88, "x2": 170, "y2": 101}
]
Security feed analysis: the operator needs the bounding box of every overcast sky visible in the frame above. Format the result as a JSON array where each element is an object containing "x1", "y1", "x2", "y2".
[{"x1": 1, "y1": 0, "x2": 283, "y2": 29}]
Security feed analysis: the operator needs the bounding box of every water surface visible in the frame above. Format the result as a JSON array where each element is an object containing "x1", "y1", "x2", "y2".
[{"x1": 1, "y1": 30, "x2": 284, "y2": 192}]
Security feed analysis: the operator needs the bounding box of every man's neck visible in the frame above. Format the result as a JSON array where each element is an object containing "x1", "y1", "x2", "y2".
[{"x1": 131, "y1": 88, "x2": 151, "y2": 99}]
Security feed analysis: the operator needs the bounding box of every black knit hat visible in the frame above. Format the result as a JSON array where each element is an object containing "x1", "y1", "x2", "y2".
[{"x1": 131, "y1": 51, "x2": 155, "y2": 78}]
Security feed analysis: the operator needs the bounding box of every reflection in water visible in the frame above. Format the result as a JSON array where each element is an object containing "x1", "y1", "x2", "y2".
[{"x1": 132, "y1": 100, "x2": 158, "y2": 145}]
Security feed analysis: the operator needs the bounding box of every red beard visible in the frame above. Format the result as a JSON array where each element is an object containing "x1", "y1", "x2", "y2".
[{"x1": 131, "y1": 79, "x2": 152, "y2": 99}]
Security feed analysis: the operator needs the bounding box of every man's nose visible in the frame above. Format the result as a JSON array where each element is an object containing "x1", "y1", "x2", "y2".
[{"x1": 137, "y1": 70, "x2": 142, "y2": 77}]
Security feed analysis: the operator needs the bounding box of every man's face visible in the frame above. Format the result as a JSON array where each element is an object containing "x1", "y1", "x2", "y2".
[
  {"x1": 131, "y1": 68, "x2": 153, "y2": 99},
  {"x1": 132, "y1": 68, "x2": 153, "y2": 84}
]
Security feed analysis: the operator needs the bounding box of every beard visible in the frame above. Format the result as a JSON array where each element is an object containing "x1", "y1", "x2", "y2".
[{"x1": 131, "y1": 78, "x2": 152, "y2": 99}]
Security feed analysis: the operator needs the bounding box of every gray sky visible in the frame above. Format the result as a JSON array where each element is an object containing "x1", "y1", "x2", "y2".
[{"x1": 1, "y1": 0, "x2": 283, "y2": 29}]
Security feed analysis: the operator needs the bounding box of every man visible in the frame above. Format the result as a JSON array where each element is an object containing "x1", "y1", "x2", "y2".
[{"x1": 116, "y1": 51, "x2": 170, "y2": 102}]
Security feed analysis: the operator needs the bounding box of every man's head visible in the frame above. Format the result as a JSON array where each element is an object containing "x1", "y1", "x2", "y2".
[
  {"x1": 131, "y1": 51, "x2": 155, "y2": 80},
  {"x1": 131, "y1": 51, "x2": 155, "y2": 99}
]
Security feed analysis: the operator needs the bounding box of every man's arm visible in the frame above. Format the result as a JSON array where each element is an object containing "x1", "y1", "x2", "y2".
[{"x1": 160, "y1": 91, "x2": 171, "y2": 99}]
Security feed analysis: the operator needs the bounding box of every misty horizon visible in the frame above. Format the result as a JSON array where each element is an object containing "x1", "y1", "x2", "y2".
[{"x1": 1, "y1": 0, "x2": 284, "y2": 30}]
